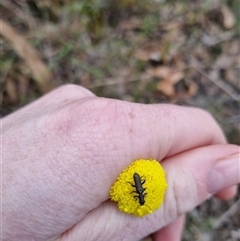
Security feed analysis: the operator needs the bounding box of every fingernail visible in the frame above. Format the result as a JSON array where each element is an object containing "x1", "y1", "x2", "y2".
[{"x1": 207, "y1": 154, "x2": 240, "y2": 194}]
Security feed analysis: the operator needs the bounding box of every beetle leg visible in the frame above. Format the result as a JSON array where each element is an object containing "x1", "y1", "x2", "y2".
[
  {"x1": 127, "y1": 181, "x2": 136, "y2": 188},
  {"x1": 130, "y1": 190, "x2": 138, "y2": 194},
  {"x1": 134, "y1": 195, "x2": 139, "y2": 200}
]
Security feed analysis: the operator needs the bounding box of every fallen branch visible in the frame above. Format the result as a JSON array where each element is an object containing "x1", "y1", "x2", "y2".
[{"x1": 0, "y1": 19, "x2": 54, "y2": 93}]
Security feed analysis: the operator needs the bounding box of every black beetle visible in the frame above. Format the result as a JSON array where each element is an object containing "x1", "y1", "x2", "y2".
[{"x1": 129, "y1": 172, "x2": 147, "y2": 205}]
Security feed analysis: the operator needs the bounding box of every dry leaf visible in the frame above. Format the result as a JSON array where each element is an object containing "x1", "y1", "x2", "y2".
[
  {"x1": 147, "y1": 66, "x2": 171, "y2": 78},
  {"x1": 158, "y1": 71, "x2": 184, "y2": 97},
  {"x1": 167, "y1": 71, "x2": 184, "y2": 84},
  {"x1": 187, "y1": 81, "x2": 197, "y2": 96},
  {"x1": 149, "y1": 66, "x2": 184, "y2": 97},
  {"x1": 135, "y1": 42, "x2": 161, "y2": 61},
  {"x1": 221, "y1": 5, "x2": 235, "y2": 29},
  {"x1": 157, "y1": 81, "x2": 174, "y2": 97},
  {"x1": 147, "y1": 66, "x2": 184, "y2": 83},
  {"x1": 0, "y1": 19, "x2": 53, "y2": 93}
]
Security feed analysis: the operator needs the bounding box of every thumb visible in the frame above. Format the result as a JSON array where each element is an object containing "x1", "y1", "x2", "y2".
[
  {"x1": 58, "y1": 144, "x2": 239, "y2": 241},
  {"x1": 163, "y1": 145, "x2": 239, "y2": 218}
]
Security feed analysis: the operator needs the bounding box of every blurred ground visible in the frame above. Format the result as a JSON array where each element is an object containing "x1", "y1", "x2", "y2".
[{"x1": 1, "y1": 0, "x2": 240, "y2": 240}]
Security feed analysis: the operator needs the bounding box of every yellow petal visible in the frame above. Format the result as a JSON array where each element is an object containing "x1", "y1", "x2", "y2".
[{"x1": 110, "y1": 159, "x2": 168, "y2": 217}]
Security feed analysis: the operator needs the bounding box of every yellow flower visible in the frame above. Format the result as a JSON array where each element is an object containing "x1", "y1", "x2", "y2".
[{"x1": 110, "y1": 159, "x2": 168, "y2": 217}]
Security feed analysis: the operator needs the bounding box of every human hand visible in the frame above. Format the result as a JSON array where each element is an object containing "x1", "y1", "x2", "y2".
[{"x1": 3, "y1": 84, "x2": 239, "y2": 241}]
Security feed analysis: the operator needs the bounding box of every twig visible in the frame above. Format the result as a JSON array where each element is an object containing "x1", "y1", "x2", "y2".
[
  {"x1": 213, "y1": 199, "x2": 240, "y2": 229},
  {"x1": 190, "y1": 57, "x2": 240, "y2": 102},
  {"x1": 0, "y1": 19, "x2": 54, "y2": 93},
  {"x1": 88, "y1": 73, "x2": 152, "y2": 88}
]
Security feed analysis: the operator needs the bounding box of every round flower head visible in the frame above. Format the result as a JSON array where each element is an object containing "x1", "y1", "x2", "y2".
[{"x1": 110, "y1": 159, "x2": 168, "y2": 217}]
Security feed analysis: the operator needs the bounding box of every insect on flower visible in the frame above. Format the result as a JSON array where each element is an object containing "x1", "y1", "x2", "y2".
[
  {"x1": 109, "y1": 159, "x2": 168, "y2": 217},
  {"x1": 129, "y1": 172, "x2": 147, "y2": 206}
]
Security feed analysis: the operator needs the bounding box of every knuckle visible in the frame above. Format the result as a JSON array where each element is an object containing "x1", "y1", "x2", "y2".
[
  {"x1": 164, "y1": 170, "x2": 198, "y2": 220},
  {"x1": 50, "y1": 84, "x2": 95, "y2": 100}
]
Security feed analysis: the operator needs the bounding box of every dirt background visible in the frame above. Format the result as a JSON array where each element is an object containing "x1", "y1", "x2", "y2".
[{"x1": 1, "y1": 0, "x2": 239, "y2": 240}]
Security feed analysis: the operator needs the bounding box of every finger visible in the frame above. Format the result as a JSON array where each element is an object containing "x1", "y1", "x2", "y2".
[
  {"x1": 214, "y1": 185, "x2": 237, "y2": 200},
  {"x1": 57, "y1": 145, "x2": 239, "y2": 241},
  {"x1": 58, "y1": 205, "x2": 185, "y2": 241},
  {"x1": 213, "y1": 155, "x2": 239, "y2": 200},
  {"x1": 152, "y1": 215, "x2": 185, "y2": 241}
]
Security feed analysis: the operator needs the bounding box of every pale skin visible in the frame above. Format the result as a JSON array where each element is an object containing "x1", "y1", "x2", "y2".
[{"x1": 2, "y1": 84, "x2": 240, "y2": 241}]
